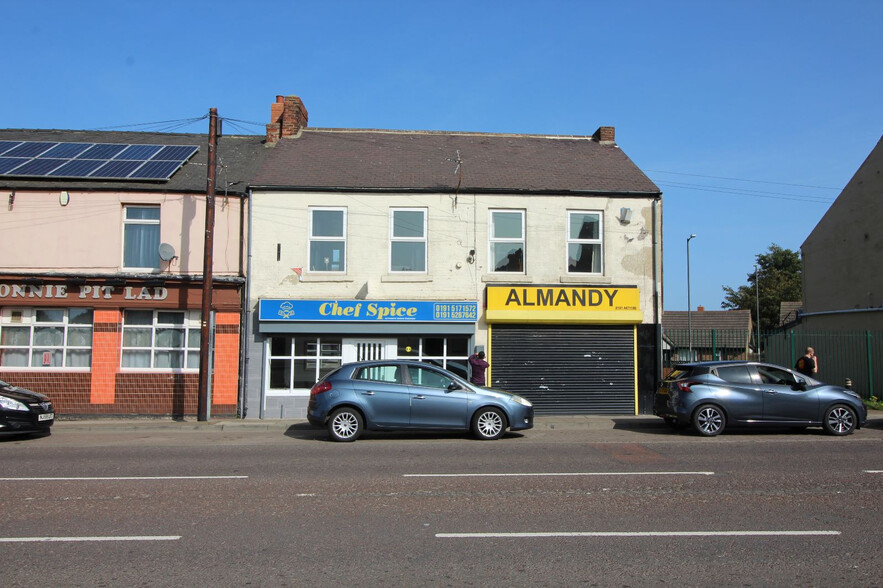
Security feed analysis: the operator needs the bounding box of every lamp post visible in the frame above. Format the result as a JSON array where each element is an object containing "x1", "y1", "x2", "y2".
[
  {"x1": 687, "y1": 234, "x2": 697, "y2": 359},
  {"x1": 755, "y1": 263, "x2": 761, "y2": 361}
]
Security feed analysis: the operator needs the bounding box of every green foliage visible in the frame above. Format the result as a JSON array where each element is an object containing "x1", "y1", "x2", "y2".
[{"x1": 721, "y1": 244, "x2": 802, "y2": 331}]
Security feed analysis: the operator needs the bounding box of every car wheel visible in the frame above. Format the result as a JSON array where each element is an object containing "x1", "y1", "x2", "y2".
[
  {"x1": 693, "y1": 405, "x2": 726, "y2": 437},
  {"x1": 473, "y1": 407, "x2": 506, "y2": 440},
  {"x1": 823, "y1": 405, "x2": 856, "y2": 436},
  {"x1": 328, "y1": 407, "x2": 364, "y2": 442}
]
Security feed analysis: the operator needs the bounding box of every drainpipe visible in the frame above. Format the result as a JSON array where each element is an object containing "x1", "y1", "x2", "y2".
[
  {"x1": 245, "y1": 187, "x2": 262, "y2": 420},
  {"x1": 652, "y1": 195, "x2": 662, "y2": 386},
  {"x1": 237, "y1": 189, "x2": 249, "y2": 419}
]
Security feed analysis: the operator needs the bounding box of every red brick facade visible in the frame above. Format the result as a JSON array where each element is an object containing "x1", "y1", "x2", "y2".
[{"x1": 0, "y1": 278, "x2": 241, "y2": 417}]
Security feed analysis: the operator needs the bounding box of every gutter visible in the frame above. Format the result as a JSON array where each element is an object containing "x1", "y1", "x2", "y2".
[
  {"x1": 798, "y1": 308, "x2": 883, "y2": 318},
  {"x1": 249, "y1": 185, "x2": 663, "y2": 198}
]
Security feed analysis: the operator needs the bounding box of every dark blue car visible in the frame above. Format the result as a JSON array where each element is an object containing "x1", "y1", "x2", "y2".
[
  {"x1": 654, "y1": 361, "x2": 867, "y2": 436},
  {"x1": 308, "y1": 359, "x2": 534, "y2": 442}
]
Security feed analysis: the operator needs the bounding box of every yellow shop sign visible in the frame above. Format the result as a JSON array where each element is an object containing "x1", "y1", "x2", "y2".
[{"x1": 486, "y1": 285, "x2": 642, "y2": 324}]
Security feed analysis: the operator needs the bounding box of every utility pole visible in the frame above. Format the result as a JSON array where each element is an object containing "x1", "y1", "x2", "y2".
[{"x1": 197, "y1": 108, "x2": 218, "y2": 421}]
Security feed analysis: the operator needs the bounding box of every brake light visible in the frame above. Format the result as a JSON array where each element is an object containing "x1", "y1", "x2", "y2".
[
  {"x1": 310, "y1": 381, "x2": 332, "y2": 396},
  {"x1": 676, "y1": 381, "x2": 697, "y2": 392}
]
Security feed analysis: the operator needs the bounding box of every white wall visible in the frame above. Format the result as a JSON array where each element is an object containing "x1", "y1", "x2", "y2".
[{"x1": 249, "y1": 191, "x2": 661, "y2": 322}]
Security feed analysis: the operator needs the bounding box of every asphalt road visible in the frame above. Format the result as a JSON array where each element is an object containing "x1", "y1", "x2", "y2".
[{"x1": 3, "y1": 417, "x2": 883, "y2": 587}]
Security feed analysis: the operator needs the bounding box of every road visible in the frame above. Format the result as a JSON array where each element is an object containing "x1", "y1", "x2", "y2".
[{"x1": 3, "y1": 417, "x2": 883, "y2": 587}]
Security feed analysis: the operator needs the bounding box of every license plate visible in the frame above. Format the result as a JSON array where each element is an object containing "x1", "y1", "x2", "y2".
[{"x1": 38, "y1": 413, "x2": 54, "y2": 421}]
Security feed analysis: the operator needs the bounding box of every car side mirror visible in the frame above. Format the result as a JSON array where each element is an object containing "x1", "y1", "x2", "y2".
[
  {"x1": 793, "y1": 379, "x2": 807, "y2": 391},
  {"x1": 447, "y1": 382, "x2": 462, "y2": 391}
]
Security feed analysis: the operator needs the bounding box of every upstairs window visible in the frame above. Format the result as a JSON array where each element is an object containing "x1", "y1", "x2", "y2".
[
  {"x1": 309, "y1": 208, "x2": 346, "y2": 272},
  {"x1": 490, "y1": 210, "x2": 524, "y2": 273},
  {"x1": 567, "y1": 211, "x2": 602, "y2": 274},
  {"x1": 390, "y1": 208, "x2": 427, "y2": 272},
  {"x1": 123, "y1": 205, "x2": 161, "y2": 270}
]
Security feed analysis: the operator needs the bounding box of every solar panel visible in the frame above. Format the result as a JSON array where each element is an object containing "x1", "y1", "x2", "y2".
[{"x1": 0, "y1": 141, "x2": 200, "y2": 181}]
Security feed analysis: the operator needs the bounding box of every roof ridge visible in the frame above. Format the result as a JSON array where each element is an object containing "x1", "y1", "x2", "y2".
[{"x1": 302, "y1": 127, "x2": 597, "y2": 141}]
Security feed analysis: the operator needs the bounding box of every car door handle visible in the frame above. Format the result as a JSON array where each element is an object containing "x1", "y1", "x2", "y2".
[
  {"x1": 414, "y1": 395, "x2": 426, "y2": 400},
  {"x1": 765, "y1": 389, "x2": 777, "y2": 394},
  {"x1": 362, "y1": 391, "x2": 375, "y2": 396}
]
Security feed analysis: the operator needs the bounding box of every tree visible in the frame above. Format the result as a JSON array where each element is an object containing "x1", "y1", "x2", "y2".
[{"x1": 721, "y1": 244, "x2": 802, "y2": 331}]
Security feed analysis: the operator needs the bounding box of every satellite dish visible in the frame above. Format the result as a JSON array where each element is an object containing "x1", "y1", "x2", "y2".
[{"x1": 158, "y1": 243, "x2": 176, "y2": 262}]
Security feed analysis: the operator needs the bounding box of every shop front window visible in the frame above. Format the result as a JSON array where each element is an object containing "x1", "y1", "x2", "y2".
[
  {"x1": 396, "y1": 336, "x2": 470, "y2": 379},
  {"x1": 267, "y1": 336, "x2": 342, "y2": 393},
  {"x1": 0, "y1": 307, "x2": 93, "y2": 368}
]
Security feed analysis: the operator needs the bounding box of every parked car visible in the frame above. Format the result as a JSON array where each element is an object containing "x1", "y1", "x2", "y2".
[
  {"x1": 307, "y1": 359, "x2": 534, "y2": 442},
  {"x1": 654, "y1": 360, "x2": 867, "y2": 436},
  {"x1": 0, "y1": 379, "x2": 55, "y2": 435}
]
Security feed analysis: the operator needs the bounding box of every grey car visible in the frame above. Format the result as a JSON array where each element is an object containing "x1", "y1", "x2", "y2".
[
  {"x1": 307, "y1": 359, "x2": 534, "y2": 442},
  {"x1": 654, "y1": 360, "x2": 867, "y2": 436}
]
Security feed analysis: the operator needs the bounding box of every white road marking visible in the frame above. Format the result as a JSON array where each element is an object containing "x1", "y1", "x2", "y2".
[
  {"x1": 0, "y1": 536, "x2": 181, "y2": 543},
  {"x1": 863, "y1": 470, "x2": 883, "y2": 473},
  {"x1": 0, "y1": 476, "x2": 248, "y2": 481},
  {"x1": 405, "y1": 471, "x2": 714, "y2": 478},
  {"x1": 437, "y1": 530, "x2": 840, "y2": 538}
]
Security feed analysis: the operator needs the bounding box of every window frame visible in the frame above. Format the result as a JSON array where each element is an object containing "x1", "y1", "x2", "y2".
[
  {"x1": 308, "y1": 207, "x2": 347, "y2": 273},
  {"x1": 265, "y1": 335, "x2": 343, "y2": 395},
  {"x1": 566, "y1": 210, "x2": 603, "y2": 275},
  {"x1": 389, "y1": 208, "x2": 428, "y2": 273},
  {"x1": 122, "y1": 204, "x2": 161, "y2": 271},
  {"x1": 489, "y1": 209, "x2": 525, "y2": 274},
  {"x1": 0, "y1": 307, "x2": 94, "y2": 370},
  {"x1": 120, "y1": 309, "x2": 201, "y2": 371}
]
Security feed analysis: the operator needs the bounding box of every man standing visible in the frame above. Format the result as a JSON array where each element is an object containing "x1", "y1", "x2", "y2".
[
  {"x1": 468, "y1": 349, "x2": 489, "y2": 386},
  {"x1": 795, "y1": 347, "x2": 819, "y2": 377}
]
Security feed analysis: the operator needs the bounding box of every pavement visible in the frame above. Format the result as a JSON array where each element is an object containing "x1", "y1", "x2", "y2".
[{"x1": 52, "y1": 414, "x2": 662, "y2": 432}]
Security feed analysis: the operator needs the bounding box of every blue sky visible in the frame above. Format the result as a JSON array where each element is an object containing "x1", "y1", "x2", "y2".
[{"x1": 4, "y1": 0, "x2": 881, "y2": 311}]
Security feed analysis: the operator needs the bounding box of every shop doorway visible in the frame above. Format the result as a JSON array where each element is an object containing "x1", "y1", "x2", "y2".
[{"x1": 342, "y1": 338, "x2": 397, "y2": 363}]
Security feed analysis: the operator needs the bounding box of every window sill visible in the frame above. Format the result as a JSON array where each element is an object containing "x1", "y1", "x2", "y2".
[
  {"x1": 559, "y1": 275, "x2": 612, "y2": 284},
  {"x1": 481, "y1": 274, "x2": 533, "y2": 283},
  {"x1": 297, "y1": 274, "x2": 355, "y2": 283},
  {"x1": 381, "y1": 274, "x2": 432, "y2": 283}
]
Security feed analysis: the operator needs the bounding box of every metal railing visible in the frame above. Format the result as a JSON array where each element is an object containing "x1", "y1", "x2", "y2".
[{"x1": 663, "y1": 328, "x2": 881, "y2": 398}]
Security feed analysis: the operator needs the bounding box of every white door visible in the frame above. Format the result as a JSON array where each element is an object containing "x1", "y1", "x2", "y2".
[{"x1": 342, "y1": 338, "x2": 397, "y2": 363}]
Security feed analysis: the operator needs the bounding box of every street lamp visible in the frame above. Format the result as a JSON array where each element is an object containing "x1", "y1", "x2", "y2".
[
  {"x1": 687, "y1": 234, "x2": 697, "y2": 359},
  {"x1": 755, "y1": 263, "x2": 761, "y2": 361}
]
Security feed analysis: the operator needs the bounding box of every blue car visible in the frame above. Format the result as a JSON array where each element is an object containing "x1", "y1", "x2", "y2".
[
  {"x1": 654, "y1": 361, "x2": 867, "y2": 436},
  {"x1": 307, "y1": 359, "x2": 534, "y2": 442}
]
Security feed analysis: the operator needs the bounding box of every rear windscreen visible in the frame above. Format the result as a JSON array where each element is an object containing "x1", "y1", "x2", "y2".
[{"x1": 666, "y1": 368, "x2": 692, "y2": 381}]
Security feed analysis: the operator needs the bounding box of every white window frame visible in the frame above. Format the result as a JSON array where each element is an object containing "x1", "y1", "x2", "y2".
[
  {"x1": 122, "y1": 205, "x2": 161, "y2": 271},
  {"x1": 489, "y1": 209, "x2": 525, "y2": 274},
  {"x1": 308, "y1": 207, "x2": 347, "y2": 273},
  {"x1": 566, "y1": 210, "x2": 604, "y2": 275},
  {"x1": 265, "y1": 336, "x2": 343, "y2": 396},
  {"x1": 120, "y1": 309, "x2": 201, "y2": 371},
  {"x1": 389, "y1": 208, "x2": 427, "y2": 273},
  {"x1": 0, "y1": 307, "x2": 93, "y2": 370}
]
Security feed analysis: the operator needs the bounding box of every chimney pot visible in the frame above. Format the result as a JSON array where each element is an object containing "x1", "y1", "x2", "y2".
[
  {"x1": 276, "y1": 95, "x2": 284, "y2": 103},
  {"x1": 697, "y1": 305, "x2": 705, "y2": 312}
]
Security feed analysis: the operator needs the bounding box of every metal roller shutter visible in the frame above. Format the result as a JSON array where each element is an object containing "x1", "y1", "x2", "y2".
[{"x1": 491, "y1": 324, "x2": 635, "y2": 414}]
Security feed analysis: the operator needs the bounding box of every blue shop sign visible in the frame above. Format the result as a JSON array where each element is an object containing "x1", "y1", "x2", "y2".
[{"x1": 260, "y1": 299, "x2": 478, "y2": 323}]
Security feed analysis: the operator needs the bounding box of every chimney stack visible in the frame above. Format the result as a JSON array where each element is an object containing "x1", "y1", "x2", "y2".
[
  {"x1": 266, "y1": 95, "x2": 308, "y2": 144},
  {"x1": 592, "y1": 126, "x2": 615, "y2": 143}
]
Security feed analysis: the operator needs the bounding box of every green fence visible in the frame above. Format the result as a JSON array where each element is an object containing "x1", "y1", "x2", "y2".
[{"x1": 663, "y1": 328, "x2": 882, "y2": 399}]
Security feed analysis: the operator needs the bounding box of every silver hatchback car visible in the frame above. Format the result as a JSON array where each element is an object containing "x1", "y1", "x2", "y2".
[
  {"x1": 654, "y1": 360, "x2": 867, "y2": 436},
  {"x1": 307, "y1": 360, "x2": 534, "y2": 442}
]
